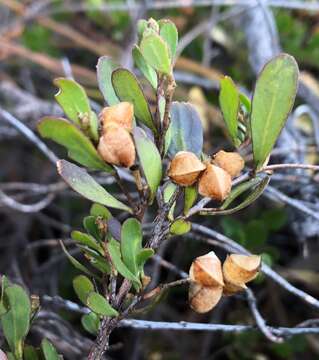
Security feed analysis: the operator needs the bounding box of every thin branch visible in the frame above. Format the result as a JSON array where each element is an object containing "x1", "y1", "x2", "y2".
[
  {"x1": 118, "y1": 319, "x2": 319, "y2": 336},
  {"x1": 245, "y1": 288, "x2": 283, "y2": 343},
  {"x1": 262, "y1": 163, "x2": 319, "y2": 172},
  {"x1": 0, "y1": 108, "x2": 58, "y2": 165}
]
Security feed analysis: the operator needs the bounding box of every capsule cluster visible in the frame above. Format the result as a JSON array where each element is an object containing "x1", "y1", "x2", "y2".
[
  {"x1": 188, "y1": 251, "x2": 261, "y2": 313},
  {"x1": 97, "y1": 102, "x2": 136, "y2": 168},
  {"x1": 168, "y1": 150, "x2": 244, "y2": 202}
]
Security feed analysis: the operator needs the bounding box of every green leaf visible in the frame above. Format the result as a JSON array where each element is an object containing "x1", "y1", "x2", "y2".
[
  {"x1": 133, "y1": 127, "x2": 162, "y2": 203},
  {"x1": 57, "y1": 160, "x2": 132, "y2": 213},
  {"x1": 184, "y1": 186, "x2": 198, "y2": 215},
  {"x1": 163, "y1": 182, "x2": 177, "y2": 221},
  {"x1": 159, "y1": 19, "x2": 178, "y2": 59},
  {"x1": 221, "y1": 177, "x2": 262, "y2": 210},
  {"x1": 24, "y1": 345, "x2": 40, "y2": 360},
  {"x1": 81, "y1": 312, "x2": 100, "y2": 335},
  {"x1": 90, "y1": 203, "x2": 112, "y2": 220},
  {"x1": 132, "y1": 46, "x2": 158, "y2": 89},
  {"x1": 79, "y1": 247, "x2": 110, "y2": 274},
  {"x1": 96, "y1": 56, "x2": 120, "y2": 105},
  {"x1": 136, "y1": 248, "x2": 154, "y2": 268},
  {"x1": 219, "y1": 76, "x2": 240, "y2": 146},
  {"x1": 41, "y1": 339, "x2": 59, "y2": 360},
  {"x1": 0, "y1": 285, "x2": 31, "y2": 359},
  {"x1": 73, "y1": 275, "x2": 94, "y2": 304},
  {"x1": 71, "y1": 230, "x2": 102, "y2": 253},
  {"x1": 250, "y1": 54, "x2": 299, "y2": 169},
  {"x1": 86, "y1": 292, "x2": 118, "y2": 316},
  {"x1": 201, "y1": 176, "x2": 270, "y2": 216},
  {"x1": 83, "y1": 216, "x2": 101, "y2": 241},
  {"x1": 168, "y1": 102, "x2": 203, "y2": 157},
  {"x1": 38, "y1": 117, "x2": 111, "y2": 171},
  {"x1": 137, "y1": 19, "x2": 148, "y2": 39},
  {"x1": 170, "y1": 219, "x2": 191, "y2": 235},
  {"x1": 121, "y1": 218, "x2": 142, "y2": 275},
  {"x1": 107, "y1": 239, "x2": 141, "y2": 288},
  {"x1": 261, "y1": 208, "x2": 287, "y2": 232},
  {"x1": 140, "y1": 32, "x2": 171, "y2": 74},
  {"x1": 54, "y1": 78, "x2": 90, "y2": 125},
  {"x1": 112, "y1": 68, "x2": 156, "y2": 132},
  {"x1": 239, "y1": 93, "x2": 251, "y2": 113},
  {"x1": 60, "y1": 240, "x2": 96, "y2": 278}
]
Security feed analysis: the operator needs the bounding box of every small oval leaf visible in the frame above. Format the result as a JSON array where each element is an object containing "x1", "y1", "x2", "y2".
[
  {"x1": 86, "y1": 292, "x2": 118, "y2": 316},
  {"x1": 107, "y1": 239, "x2": 141, "y2": 288},
  {"x1": 140, "y1": 32, "x2": 171, "y2": 74},
  {"x1": 41, "y1": 339, "x2": 59, "y2": 360},
  {"x1": 54, "y1": 78, "x2": 90, "y2": 125},
  {"x1": 219, "y1": 76, "x2": 240, "y2": 146},
  {"x1": 170, "y1": 219, "x2": 191, "y2": 235},
  {"x1": 251, "y1": 54, "x2": 299, "y2": 169},
  {"x1": 38, "y1": 117, "x2": 111, "y2": 171},
  {"x1": 73, "y1": 275, "x2": 94, "y2": 305},
  {"x1": 168, "y1": 102, "x2": 203, "y2": 157},
  {"x1": 81, "y1": 312, "x2": 100, "y2": 335},
  {"x1": 112, "y1": 68, "x2": 156, "y2": 132},
  {"x1": 96, "y1": 56, "x2": 120, "y2": 106},
  {"x1": 121, "y1": 218, "x2": 142, "y2": 275},
  {"x1": 159, "y1": 19, "x2": 178, "y2": 59},
  {"x1": 57, "y1": 160, "x2": 132, "y2": 213},
  {"x1": 132, "y1": 46, "x2": 158, "y2": 89},
  {"x1": 133, "y1": 127, "x2": 162, "y2": 203}
]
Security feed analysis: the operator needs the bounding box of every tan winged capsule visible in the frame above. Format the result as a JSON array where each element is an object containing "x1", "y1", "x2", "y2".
[
  {"x1": 98, "y1": 123, "x2": 135, "y2": 168},
  {"x1": 198, "y1": 164, "x2": 232, "y2": 201},
  {"x1": 223, "y1": 281, "x2": 247, "y2": 296},
  {"x1": 168, "y1": 151, "x2": 206, "y2": 186},
  {"x1": 223, "y1": 254, "x2": 261, "y2": 286},
  {"x1": 189, "y1": 251, "x2": 224, "y2": 287},
  {"x1": 213, "y1": 150, "x2": 245, "y2": 178},
  {"x1": 99, "y1": 102, "x2": 134, "y2": 132},
  {"x1": 189, "y1": 282, "x2": 223, "y2": 313}
]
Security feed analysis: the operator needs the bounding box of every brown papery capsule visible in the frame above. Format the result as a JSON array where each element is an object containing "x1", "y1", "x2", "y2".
[
  {"x1": 189, "y1": 251, "x2": 224, "y2": 287},
  {"x1": 223, "y1": 281, "x2": 247, "y2": 296},
  {"x1": 98, "y1": 123, "x2": 135, "y2": 168},
  {"x1": 189, "y1": 282, "x2": 223, "y2": 314},
  {"x1": 99, "y1": 102, "x2": 134, "y2": 132},
  {"x1": 168, "y1": 151, "x2": 206, "y2": 186},
  {"x1": 213, "y1": 150, "x2": 245, "y2": 178},
  {"x1": 198, "y1": 164, "x2": 232, "y2": 201},
  {"x1": 223, "y1": 254, "x2": 261, "y2": 286}
]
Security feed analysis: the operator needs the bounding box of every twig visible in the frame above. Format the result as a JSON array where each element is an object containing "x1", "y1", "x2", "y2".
[
  {"x1": 262, "y1": 163, "x2": 319, "y2": 172},
  {"x1": 0, "y1": 190, "x2": 54, "y2": 212},
  {"x1": 143, "y1": 278, "x2": 190, "y2": 300},
  {"x1": 245, "y1": 288, "x2": 283, "y2": 343},
  {"x1": 118, "y1": 319, "x2": 319, "y2": 336},
  {"x1": 0, "y1": 108, "x2": 58, "y2": 164}
]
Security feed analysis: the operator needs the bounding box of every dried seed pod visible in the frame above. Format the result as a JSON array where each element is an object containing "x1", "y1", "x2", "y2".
[
  {"x1": 213, "y1": 150, "x2": 245, "y2": 178},
  {"x1": 223, "y1": 281, "x2": 247, "y2": 296},
  {"x1": 189, "y1": 282, "x2": 223, "y2": 313},
  {"x1": 223, "y1": 254, "x2": 261, "y2": 286},
  {"x1": 99, "y1": 102, "x2": 134, "y2": 132},
  {"x1": 168, "y1": 151, "x2": 206, "y2": 186},
  {"x1": 189, "y1": 251, "x2": 224, "y2": 287},
  {"x1": 98, "y1": 123, "x2": 135, "y2": 168},
  {"x1": 198, "y1": 164, "x2": 232, "y2": 201}
]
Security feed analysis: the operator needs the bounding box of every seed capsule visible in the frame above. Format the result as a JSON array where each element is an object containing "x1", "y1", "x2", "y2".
[
  {"x1": 223, "y1": 254, "x2": 261, "y2": 286},
  {"x1": 99, "y1": 102, "x2": 134, "y2": 132},
  {"x1": 189, "y1": 282, "x2": 223, "y2": 313},
  {"x1": 98, "y1": 123, "x2": 135, "y2": 168},
  {"x1": 168, "y1": 151, "x2": 206, "y2": 186},
  {"x1": 223, "y1": 281, "x2": 247, "y2": 296},
  {"x1": 198, "y1": 164, "x2": 232, "y2": 201},
  {"x1": 213, "y1": 150, "x2": 245, "y2": 178},
  {"x1": 189, "y1": 251, "x2": 224, "y2": 287}
]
